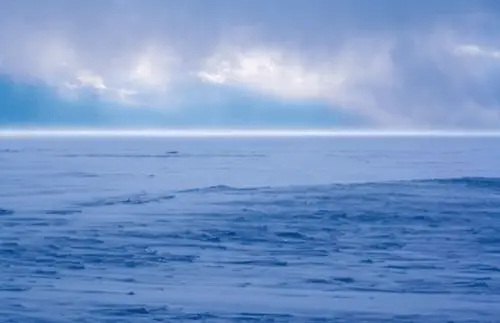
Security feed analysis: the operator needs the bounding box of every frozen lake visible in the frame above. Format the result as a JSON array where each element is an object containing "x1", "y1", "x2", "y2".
[{"x1": 1, "y1": 136, "x2": 500, "y2": 322}]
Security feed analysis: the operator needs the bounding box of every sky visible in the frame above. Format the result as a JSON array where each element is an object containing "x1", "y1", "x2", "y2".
[{"x1": 1, "y1": 0, "x2": 500, "y2": 130}]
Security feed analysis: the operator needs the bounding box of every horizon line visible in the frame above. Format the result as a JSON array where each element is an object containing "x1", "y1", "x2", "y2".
[{"x1": 2, "y1": 128, "x2": 500, "y2": 137}]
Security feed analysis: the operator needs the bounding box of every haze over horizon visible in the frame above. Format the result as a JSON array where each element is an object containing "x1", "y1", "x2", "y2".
[{"x1": 2, "y1": 0, "x2": 500, "y2": 130}]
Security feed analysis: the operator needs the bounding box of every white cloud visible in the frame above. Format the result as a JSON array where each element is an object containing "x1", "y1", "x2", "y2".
[
  {"x1": 0, "y1": 6, "x2": 179, "y2": 106},
  {"x1": 454, "y1": 44, "x2": 500, "y2": 59},
  {"x1": 198, "y1": 48, "x2": 333, "y2": 100},
  {"x1": 197, "y1": 40, "x2": 403, "y2": 125},
  {"x1": 197, "y1": 32, "x2": 500, "y2": 128},
  {"x1": 74, "y1": 71, "x2": 107, "y2": 90}
]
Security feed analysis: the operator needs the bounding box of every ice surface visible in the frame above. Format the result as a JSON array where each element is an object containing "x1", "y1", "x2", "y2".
[{"x1": 1, "y1": 137, "x2": 500, "y2": 322}]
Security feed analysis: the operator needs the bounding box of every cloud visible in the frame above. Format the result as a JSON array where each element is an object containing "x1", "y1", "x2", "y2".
[
  {"x1": 197, "y1": 39, "x2": 400, "y2": 125},
  {"x1": 454, "y1": 44, "x2": 500, "y2": 59},
  {"x1": 195, "y1": 30, "x2": 500, "y2": 128},
  {"x1": 1, "y1": 0, "x2": 500, "y2": 129},
  {"x1": 0, "y1": 28, "x2": 178, "y2": 105}
]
